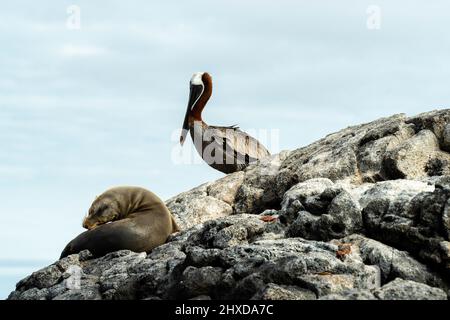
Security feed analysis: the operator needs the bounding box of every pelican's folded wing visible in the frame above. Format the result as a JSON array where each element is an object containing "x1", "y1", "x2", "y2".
[{"x1": 207, "y1": 126, "x2": 271, "y2": 166}]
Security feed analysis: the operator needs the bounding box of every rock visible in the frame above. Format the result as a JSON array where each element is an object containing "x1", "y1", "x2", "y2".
[
  {"x1": 341, "y1": 234, "x2": 447, "y2": 289},
  {"x1": 373, "y1": 278, "x2": 447, "y2": 300},
  {"x1": 443, "y1": 199, "x2": 450, "y2": 240},
  {"x1": 443, "y1": 123, "x2": 450, "y2": 152},
  {"x1": 189, "y1": 295, "x2": 212, "y2": 300},
  {"x1": 234, "y1": 151, "x2": 291, "y2": 214},
  {"x1": 281, "y1": 178, "x2": 334, "y2": 211},
  {"x1": 406, "y1": 109, "x2": 450, "y2": 145},
  {"x1": 363, "y1": 182, "x2": 450, "y2": 270},
  {"x1": 276, "y1": 114, "x2": 408, "y2": 195},
  {"x1": 284, "y1": 182, "x2": 362, "y2": 241},
  {"x1": 216, "y1": 237, "x2": 380, "y2": 298},
  {"x1": 9, "y1": 287, "x2": 49, "y2": 300},
  {"x1": 16, "y1": 265, "x2": 62, "y2": 291},
  {"x1": 384, "y1": 130, "x2": 444, "y2": 179},
  {"x1": 357, "y1": 122, "x2": 415, "y2": 182},
  {"x1": 187, "y1": 214, "x2": 266, "y2": 249},
  {"x1": 132, "y1": 243, "x2": 186, "y2": 299},
  {"x1": 319, "y1": 290, "x2": 377, "y2": 300},
  {"x1": 8, "y1": 109, "x2": 450, "y2": 300},
  {"x1": 251, "y1": 283, "x2": 316, "y2": 300},
  {"x1": 207, "y1": 172, "x2": 245, "y2": 205},
  {"x1": 166, "y1": 183, "x2": 233, "y2": 230},
  {"x1": 358, "y1": 180, "x2": 434, "y2": 209},
  {"x1": 276, "y1": 111, "x2": 450, "y2": 194},
  {"x1": 180, "y1": 266, "x2": 223, "y2": 298},
  {"x1": 53, "y1": 288, "x2": 102, "y2": 300},
  {"x1": 320, "y1": 279, "x2": 448, "y2": 300},
  {"x1": 78, "y1": 250, "x2": 94, "y2": 262}
]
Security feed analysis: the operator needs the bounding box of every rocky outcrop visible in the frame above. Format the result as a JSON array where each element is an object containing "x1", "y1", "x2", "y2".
[{"x1": 8, "y1": 109, "x2": 450, "y2": 300}]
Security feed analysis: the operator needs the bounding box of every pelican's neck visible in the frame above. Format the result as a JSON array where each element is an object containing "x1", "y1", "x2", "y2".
[
  {"x1": 191, "y1": 73, "x2": 212, "y2": 123},
  {"x1": 189, "y1": 119, "x2": 207, "y2": 133},
  {"x1": 189, "y1": 120, "x2": 208, "y2": 156}
]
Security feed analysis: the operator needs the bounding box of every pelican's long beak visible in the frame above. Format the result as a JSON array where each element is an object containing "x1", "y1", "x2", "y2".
[{"x1": 180, "y1": 84, "x2": 203, "y2": 145}]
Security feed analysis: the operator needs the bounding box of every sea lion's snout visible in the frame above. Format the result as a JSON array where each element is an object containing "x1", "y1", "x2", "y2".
[
  {"x1": 83, "y1": 200, "x2": 118, "y2": 230},
  {"x1": 82, "y1": 215, "x2": 88, "y2": 229},
  {"x1": 82, "y1": 215, "x2": 99, "y2": 230}
]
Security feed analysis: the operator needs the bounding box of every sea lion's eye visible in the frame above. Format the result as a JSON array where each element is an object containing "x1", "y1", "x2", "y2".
[{"x1": 94, "y1": 204, "x2": 108, "y2": 216}]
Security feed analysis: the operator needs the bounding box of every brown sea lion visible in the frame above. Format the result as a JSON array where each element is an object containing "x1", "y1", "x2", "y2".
[{"x1": 60, "y1": 186, "x2": 180, "y2": 259}]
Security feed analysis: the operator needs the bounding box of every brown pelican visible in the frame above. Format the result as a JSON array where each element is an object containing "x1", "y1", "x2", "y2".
[{"x1": 180, "y1": 72, "x2": 270, "y2": 174}]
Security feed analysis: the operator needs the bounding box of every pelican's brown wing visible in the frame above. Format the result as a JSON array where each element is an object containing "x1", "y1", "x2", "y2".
[{"x1": 207, "y1": 125, "x2": 271, "y2": 167}]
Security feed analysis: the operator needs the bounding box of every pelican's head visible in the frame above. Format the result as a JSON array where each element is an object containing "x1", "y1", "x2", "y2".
[
  {"x1": 190, "y1": 72, "x2": 205, "y2": 86},
  {"x1": 180, "y1": 72, "x2": 209, "y2": 145}
]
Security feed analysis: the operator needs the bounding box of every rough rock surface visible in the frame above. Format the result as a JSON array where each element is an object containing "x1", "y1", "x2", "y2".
[{"x1": 8, "y1": 109, "x2": 450, "y2": 300}]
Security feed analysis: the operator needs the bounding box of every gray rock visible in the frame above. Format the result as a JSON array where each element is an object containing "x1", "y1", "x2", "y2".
[
  {"x1": 281, "y1": 178, "x2": 334, "y2": 212},
  {"x1": 166, "y1": 183, "x2": 233, "y2": 230},
  {"x1": 181, "y1": 266, "x2": 223, "y2": 298},
  {"x1": 251, "y1": 283, "x2": 316, "y2": 300},
  {"x1": 9, "y1": 287, "x2": 49, "y2": 300},
  {"x1": 16, "y1": 265, "x2": 62, "y2": 291},
  {"x1": 358, "y1": 180, "x2": 434, "y2": 209},
  {"x1": 131, "y1": 243, "x2": 186, "y2": 299},
  {"x1": 406, "y1": 109, "x2": 450, "y2": 145},
  {"x1": 319, "y1": 290, "x2": 377, "y2": 300},
  {"x1": 383, "y1": 130, "x2": 440, "y2": 179},
  {"x1": 276, "y1": 111, "x2": 450, "y2": 194},
  {"x1": 363, "y1": 182, "x2": 450, "y2": 271},
  {"x1": 357, "y1": 122, "x2": 415, "y2": 182},
  {"x1": 216, "y1": 237, "x2": 380, "y2": 298},
  {"x1": 78, "y1": 250, "x2": 94, "y2": 261},
  {"x1": 234, "y1": 151, "x2": 291, "y2": 214},
  {"x1": 53, "y1": 287, "x2": 102, "y2": 300},
  {"x1": 189, "y1": 295, "x2": 212, "y2": 300},
  {"x1": 276, "y1": 114, "x2": 408, "y2": 195},
  {"x1": 373, "y1": 278, "x2": 447, "y2": 300},
  {"x1": 443, "y1": 198, "x2": 450, "y2": 240},
  {"x1": 207, "y1": 172, "x2": 245, "y2": 205},
  {"x1": 286, "y1": 185, "x2": 362, "y2": 241},
  {"x1": 187, "y1": 214, "x2": 266, "y2": 249},
  {"x1": 341, "y1": 234, "x2": 448, "y2": 289},
  {"x1": 443, "y1": 123, "x2": 450, "y2": 152}
]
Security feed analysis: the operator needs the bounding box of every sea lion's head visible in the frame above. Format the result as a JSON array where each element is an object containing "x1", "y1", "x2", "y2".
[{"x1": 82, "y1": 195, "x2": 121, "y2": 230}]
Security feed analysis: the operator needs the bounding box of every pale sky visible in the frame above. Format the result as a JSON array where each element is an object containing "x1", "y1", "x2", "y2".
[{"x1": 0, "y1": 0, "x2": 449, "y2": 287}]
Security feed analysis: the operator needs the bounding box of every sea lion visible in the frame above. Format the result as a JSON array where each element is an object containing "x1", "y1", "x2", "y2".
[{"x1": 60, "y1": 186, "x2": 180, "y2": 259}]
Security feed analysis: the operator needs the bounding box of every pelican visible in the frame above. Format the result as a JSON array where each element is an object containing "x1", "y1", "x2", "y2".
[{"x1": 180, "y1": 72, "x2": 270, "y2": 174}]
